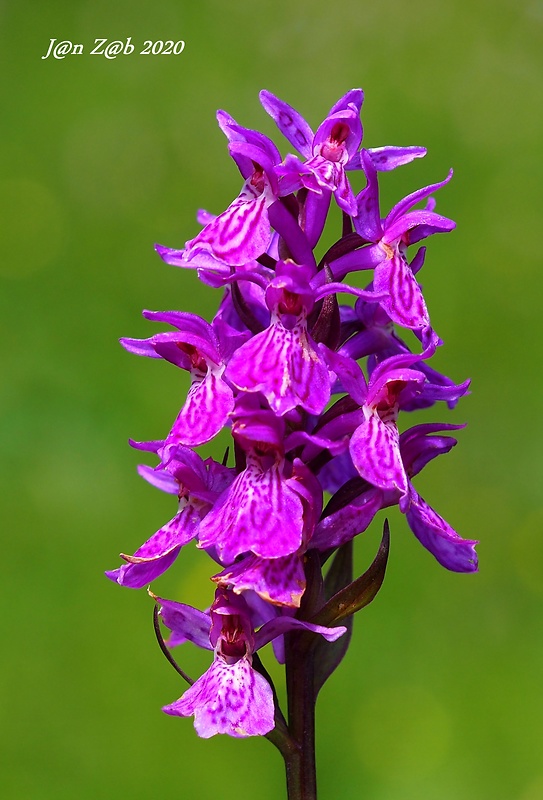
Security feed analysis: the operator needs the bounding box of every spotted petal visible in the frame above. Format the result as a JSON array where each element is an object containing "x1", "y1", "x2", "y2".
[
  {"x1": 365, "y1": 145, "x2": 426, "y2": 172},
  {"x1": 259, "y1": 89, "x2": 314, "y2": 158},
  {"x1": 214, "y1": 552, "x2": 306, "y2": 608},
  {"x1": 350, "y1": 413, "x2": 408, "y2": 495},
  {"x1": 166, "y1": 368, "x2": 234, "y2": 447},
  {"x1": 197, "y1": 463, "x2": 305, "y2": 562},
  {"x1": 374, "y1": 248, "x2": 430, "y2": 331},
  {"x1": 163, "y1": 656, "x2": 274, "y2": 738},
  {"x1": 225, "y1": 322, "x2": 330, "y2": 416}
]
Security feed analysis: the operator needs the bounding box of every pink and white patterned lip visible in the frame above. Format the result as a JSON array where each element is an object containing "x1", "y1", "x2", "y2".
[
  {"x1": 106, "y1": 451, "x2": 234, "y2": 590},
  {"x1": 374, "y1": 245, "x2": 430, "y2": 331},
  {"x1": 196, "y1": 456, "x2": 306, "y2": 563},
  {"x1": 225, "y1": 319, "x2": 331, "y2": 416},
  {"x1": 184, "y1": 189, "x2": 272, "y2": 267},
  {"x1": 350, "y1": 411, "x2": 408, "y2": 496},
  {"x1": 213, "y1": 551, "x2": 307, "y2": 608},
  {"x1": 165, "y1": 364, "x2": 234, "y2": 448},
  {"x1": 163, "y1": 654, "x2": 276, "y2": 739},
  {"x1": 348, "y1": 363, "x2": 427, "y2": 496}
]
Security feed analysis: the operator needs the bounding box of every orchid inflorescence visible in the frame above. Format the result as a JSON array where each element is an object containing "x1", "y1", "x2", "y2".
[{"x1": 107, "y1": 87, "x2": 477, "y2": 771}]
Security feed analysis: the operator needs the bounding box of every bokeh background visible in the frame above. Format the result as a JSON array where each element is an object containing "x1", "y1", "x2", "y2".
[{"x1": 2, "y1": 1, "x2": 542, "y2": 798}]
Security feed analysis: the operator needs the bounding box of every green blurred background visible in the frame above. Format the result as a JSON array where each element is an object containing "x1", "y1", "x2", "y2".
[{"x1": 2, "y1": 1, "x2": 542, "y2": 798}]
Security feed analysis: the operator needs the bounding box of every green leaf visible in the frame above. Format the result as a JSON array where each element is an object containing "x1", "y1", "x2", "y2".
[
  {"x1": 310, "y1": 519, "x2": 390, "y2": 628},
  {"x1": 323, "y1": 539, "x2": 353, "y2": 601},
  {"x1": 310, "y1": 540, "x2": 354, "y2": 693},
  {"x1": 313, "y1": 614, "x2": 353, "y2": 696}
]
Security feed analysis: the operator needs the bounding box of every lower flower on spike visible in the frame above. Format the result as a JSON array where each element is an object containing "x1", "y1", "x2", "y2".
[{"x1": 155, "y1": 588, "x2": 346, "y2": 738}]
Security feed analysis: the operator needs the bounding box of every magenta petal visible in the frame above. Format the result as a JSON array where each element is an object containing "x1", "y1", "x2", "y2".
[
  {"x1": 226, "y1": 323, "x2": 330, "y2": 415},
  {"x1": 105, "y1": 547, "x2": 180, "y2": 589},
  {"x1": 106, "y1": 503, "x2": 204, "y2": 589},
  {"x1": 321, "y1": 346, "x2": 367, "y2": 405},
  {"x1": 399, "y1": 423, "x2": 464, "y2": 477},
  {"x1": 155, "y1": 596, "x2": 212, "y2": 650},
  {"x1": 167, "y1": 369, "x2": 234, "y2": 447},
  {"x1": 155, "y1": 243, "x2": 231, "y2": 277},
  {"x1": 185, "y1": 190, "x2": 271, "y2": 266},
  {"x1": 405, "y1": 490, "x2": 479, "y2": 572},
  {"x1": 385, "y1": 169, "x2": 453, "y2": 227},
  {"x1": 142, "y1": 309, "x2": 217, "y2": 341},
  {"x1": 333, "y1": 168, "x2": 357, "y2": 215},
  {"x1": 197, "y1": 464, "x2": 305, "y2": 562},
  {"x1": 124, "y1": 504, "x2": 203, "y2": 562},
  {"x1": 312, "y1": 487, "x2": 383, "y2": 549},
  {"x1": 120, "y1": 336, "x2": 161, "y2": 359},
  {"x1": 350, "y1": 414, "x2": 408, "y2": 495},
  {"x1": 259, "y1": 89, "x2": 314, "y2": 158},
  {"x1": 214, "y1": 552, "x2": 306, "y2": 608},
  {"x1": 327, "y1": 88, "x2": 364, "y2": 117},
  {"x1": 129, "y1": 438, "x2": 164, "y2": 453},
  {"x1": 137, "y1": 464, "x2": 178, "y2": 494},
  {"x1": 163, "y1": 656, "x2": 274, "y2": 738},
  {"x1": 254, "y1": 615, "x2": 347, "y2": 650},
  {"x1": 366, "y1": 145, "x2": 426, "y2": 172},
  {"x1": 374, "y1": 250, "x2": 430, "y2": 330}
]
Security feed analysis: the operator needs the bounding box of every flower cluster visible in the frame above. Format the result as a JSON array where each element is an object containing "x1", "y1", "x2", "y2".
[{"x1": 107, "y1": 88, "x2": 478, "y2": 739}]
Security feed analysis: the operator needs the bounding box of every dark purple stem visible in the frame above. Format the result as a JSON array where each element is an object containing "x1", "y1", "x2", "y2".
[
  {"x1": 282, "y1": 552, "x2": 322, "y2": 799},
  {"x1": 284, "y1": 633, "x2": 317, "y2": 800}
]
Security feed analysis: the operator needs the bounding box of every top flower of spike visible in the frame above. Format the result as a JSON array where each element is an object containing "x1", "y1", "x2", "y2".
[
  {"x1": 260, "y1": 89, "x2": 427, "y2": 214},
  {"x1": 260, "y1": 88, "x2": 365, "y2": 215}
]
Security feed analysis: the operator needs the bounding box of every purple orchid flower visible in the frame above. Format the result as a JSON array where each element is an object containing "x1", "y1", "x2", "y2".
[
  {"x1": 314, "y1": 422, "x2": 478, "y2": 572},
  {"x1": 330, "y1": 149, "x2": 455, "y2": 338},
  {"x1": 339, "y1": 292, "x2": 467, "y2": 411},
  {"x1": 109, "y1": 87, "x2": 478, "y2": 789},
  {"x1": 155, "y1": 114, "x2": 288, "y2": 273},
  {"x1": 260, "y1": 88, "x2": 364, "y2": 216},
  {"x1": 120, "y1": 310, "x2": 247, "y2": 447},
  {"x1": 225, "y1": 261, "x2": 332, "y2": 415},
  {"x1": 197, "y1": 406, "x2": 320, "y2": 565},
  {"x1": 324, "y1": 342, "x2": 469, "y2": 498},
  {"x1": 106, "y1": 444, "x2": 234, "y2": 588},
  {"x1": 156, "y1": 588, "x2": 346, "y2": 738},
  {"x1": 154, "y1": 117, "x2": 317, "y2": 280}
]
